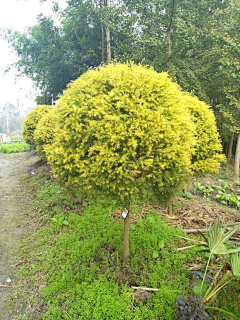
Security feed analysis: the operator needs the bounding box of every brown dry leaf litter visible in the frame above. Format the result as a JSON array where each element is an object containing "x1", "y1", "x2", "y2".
[{"x1": 111, "y1": 197, "x2": 240, "y2": 230}]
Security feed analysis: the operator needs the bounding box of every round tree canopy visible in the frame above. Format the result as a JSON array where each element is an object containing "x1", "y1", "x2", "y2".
[
  {"x1": 45, "y1": 63, "x2": 225, "y2": 204},
  {"x1": 23, "y1": 104, "x2": 51, "y2": 145}
]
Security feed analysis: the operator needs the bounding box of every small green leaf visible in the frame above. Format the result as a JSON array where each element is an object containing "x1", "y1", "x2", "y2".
[
  {"x1": 62, "y1": 220, "x2": 69, "y2": 226},
  {"x1": 193, "y1": 280, "x2": 208, "y2": 296},
  {"x1": 130, "y1": 224, "x2": 136, "y2": 231},
  {"x1": 146, "y1": 217, "x2": 154, "y2": 223},
  {"x1": 158, "y1": 240, "x2": 165, "y2": 249},
  {"x1": 152, "y1": 252, "x2": 159, "y2": 259}
]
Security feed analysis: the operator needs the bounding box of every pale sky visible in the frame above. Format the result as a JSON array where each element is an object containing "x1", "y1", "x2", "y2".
[{"x1": 0, "y1": 0, "x2": 67, "y2": 113}]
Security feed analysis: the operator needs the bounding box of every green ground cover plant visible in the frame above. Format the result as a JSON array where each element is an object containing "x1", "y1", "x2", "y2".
[
  {"x1": 15, "y1": 170, "x2": 240, "y2": 319},
  {"x1": 0, "y1": 142, "x2": 30, "y2": 153},
  {"x1": 16, "y1": 172, "x2": 200, "y2": 320}
]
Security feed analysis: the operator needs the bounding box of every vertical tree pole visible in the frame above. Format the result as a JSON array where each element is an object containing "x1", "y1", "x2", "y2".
[
  {"x1": 104, "y1": 0, "x2": 111, "y2": 61},
  {"x1": 167, "y1": 25, "x2": 171, "y2": 59},
  {"x1": 235, "y1": 97, "x2": 240, "y2": 178},
  {"x1": 234, "y1": 130, "x2": 240, "y2": 178},
  {"x1": 166, "y1": 0, "x2": 175, "y2": 63},
  {"x1": 99, "y1": 0, "x2": 105, "y2": 63},
  {"x1": 123, "y1": 199, "x2": 131, "y2": 262},
  {"x1": 168, "y1": 203, "x2": 173, "y2": 215},
  {"x1": 227, "y1": 131, "x2": 234, "y2": 163},
  {"x1": 101, "y1": 22, "x2": 105, "y2": 62}
]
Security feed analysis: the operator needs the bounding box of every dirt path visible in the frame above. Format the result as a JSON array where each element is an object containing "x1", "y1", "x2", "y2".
[{"x1": 0, "y1": 153, "x2": 35, "y2": 319}]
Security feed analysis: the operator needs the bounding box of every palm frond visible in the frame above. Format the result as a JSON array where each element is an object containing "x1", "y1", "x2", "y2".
[
  {"x1": 230, "y1": 253, "x2": 240, "y2": 279},
  {"x1": 200, "y1": 220, "x2": 240, "y2": 255}
]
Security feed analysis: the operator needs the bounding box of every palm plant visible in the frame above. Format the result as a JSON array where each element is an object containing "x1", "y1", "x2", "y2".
[{"x1": 179, "y1": 220, "x2": 240, "y2": 319}]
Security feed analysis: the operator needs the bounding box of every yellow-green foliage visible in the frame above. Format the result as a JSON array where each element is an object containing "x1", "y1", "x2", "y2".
[
  {"x1": 22, "y1": 105, "x2": 50, "y2": 145},
  {"x1": 34, "y1": 107, "x2": 57, "y2": 159},
  {"x1": 46, "y1": 63, "x2": 225, "y2": 204},
  {"x1": 44, "y1": 64, "x2": 181, "y2": 203},
  {"x1": 184, "y1": 94, "x2": 225, "y2": 173}
]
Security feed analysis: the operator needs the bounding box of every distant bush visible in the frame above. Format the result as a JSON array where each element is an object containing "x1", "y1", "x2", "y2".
[
  {"x1": 22, "y1": 105, "x2": 51, "y2": 145},
  {"x1": 34, "y1": 108, "x2": 57, "y2": 159}
]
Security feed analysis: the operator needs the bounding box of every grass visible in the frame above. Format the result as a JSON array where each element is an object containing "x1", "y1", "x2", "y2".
[{"x1": 0, "y1": 142, "x2": 30, "y2": 153}]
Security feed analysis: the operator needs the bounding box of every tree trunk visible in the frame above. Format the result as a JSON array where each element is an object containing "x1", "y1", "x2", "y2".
[
  {"x1": 101, "y1": 23, "x2": 105, "y2": 62},
  {"x1": 123, "y1": 212, "x2": 130, "y2": 262},
  {"x1": 235, "y1": 131, "x2": 240, "y2": 178},
  {"x1": 106, "y1": 29, "x2": 111, "y2": 61},
  {"x1": 168, "y1": 203, "x2": 173, "y2": 215},
  {"x1": 227, "y1": 132, "x2": 234, "y2": 163},
  {"x1": 104, "y1": 0, "x2": 111, "y2": 61},
  {"x1": 100, "y1": 1, "x2": 105, "y2": 63},
  {"x1": 167, "y1": 28, "x2": 171, "y2": 59},
  {"x1": 165, "y1": 1, "x2": 175, "y2": 63},
  {"x1": 123, "y1": 200, "x2": 131, "y2": 263},
  {"x1": 235, "y1": 96, "x2": 240, "y2": 178}
]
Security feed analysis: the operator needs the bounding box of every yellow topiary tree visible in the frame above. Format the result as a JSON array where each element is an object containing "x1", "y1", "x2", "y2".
[
  {"x1": 45, "y1": 63, "x2": 225, "y2": 262},
  {"x1": 183, "y1": 93, "x2": 225, "y2": 173},
  {"x1": 34, "y1": 107, "x2": 57, "y2": 159},
  {"x1": 22, "y1": 105, "x2": 51, "y2": 145}
]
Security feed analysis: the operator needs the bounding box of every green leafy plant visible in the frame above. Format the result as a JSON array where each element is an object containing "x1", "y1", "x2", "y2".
[
  {"x1": 213, "y1": 184, "x2": 224, "y2": 192},
  {"x1": 216, "y1": 191, "x2": 228, "y2": 204},
  {"x1": 0, "y1": 142, "x2": 30, "y2": 153},
  {"x1": 227, "y1": 193, "x2": 237, "y2": 207},
  {"x1": 219, "y1": 179, "x2": 229, "y2": 189},
  {"x1": 202, "y1": 185, "x2": 214, "y2": 199},
  {"x1": 235, "y1": 181, "x2": 240, "y2": 186},
  {"x1": 179, "y1": 220, "x2": 240, "y2": 319},
  {"x1": 194, "y1": 182, "x2": 204, "y2": 191},
  {"x1": 179, "y1": 189, "x2": 194, "y2": 199},
  {"x1": 218, "y1": 179, "x2": 233, "y2": 191}
]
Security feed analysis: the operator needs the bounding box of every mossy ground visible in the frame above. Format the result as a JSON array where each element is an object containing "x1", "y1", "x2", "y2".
[{"x1": 9, "y1": 165, "x2": 196, "y2": 320}]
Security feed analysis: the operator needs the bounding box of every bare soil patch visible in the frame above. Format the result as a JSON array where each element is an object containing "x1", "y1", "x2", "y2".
[{"x1": 0, "y1": 153, "x2": 38, "y2": 319}]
